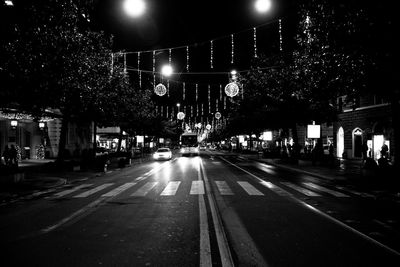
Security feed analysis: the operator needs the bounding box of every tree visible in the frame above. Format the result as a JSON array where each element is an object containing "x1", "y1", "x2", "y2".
[{"x1": 0, "y1": 0, "x2": 126, "y2": 159}]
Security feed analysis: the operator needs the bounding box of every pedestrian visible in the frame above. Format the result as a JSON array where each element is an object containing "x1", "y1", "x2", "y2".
[
  {"x1": 362, "y1": 141, "x2": 368, "y2": 162},
  {"x1": 2, "y1": 145, "x2": 10, "y2": 166},
  {"x1": 9, "y1": 144, "x2": 18, "y2": 167},
  {"x1": 328, "y1": 143, "x2": 334, "y2": 166}
]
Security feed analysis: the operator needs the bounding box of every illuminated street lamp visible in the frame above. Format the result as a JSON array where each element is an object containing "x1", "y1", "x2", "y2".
[
  {"x1": 161, "y1": 64, "x2": 173, "y2": 77},
  {"x1": 255, "y1": 0, "x2": 272, "y2": 13},
  {"x1": 124, "y1": 0, "x2": 146, "y2": 18}
]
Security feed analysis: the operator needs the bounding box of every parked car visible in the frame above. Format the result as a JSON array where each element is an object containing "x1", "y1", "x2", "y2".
[
  {"x1": 153, "y1": 148, "x2": 172, "y2": 160},
  {"x1": 199, "y1": 145, "x2": 206, "y2": 151}
]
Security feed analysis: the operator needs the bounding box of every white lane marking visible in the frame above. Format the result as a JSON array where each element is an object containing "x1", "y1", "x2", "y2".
[
  {"x1": 237, "y1": 181, "x2": 264, "y2": 196},
  {"x1": 101, "y1": 183, "x2": 136, "y2": 197},
  {"x1": 160, "y1": 181, "x2": 181, "y2": 196},
  {"x1": 190, "y1": 181, "x2": 205, "y2": 195},
  {"x1": 73, "y1": 183, "x2": 114, "y2": 198},
  {"x1": 281, "y1": 182, "x2": 321, "y2": 197},
  {"x1": 215, "y1": 181, "x2": 234, "y2": 195},
  {"x1": 220, "y1": 156, "x2": 400, "y2": 257},
  {"x1": 53, "y1": 184, "x2": 93, "y2": 198},
  {"x1": 131, "y1": 182, "x2": 158, "y2": 197},
  {"x1": 200, "y1": 160, "x2": 235, "y2": 267},
  {"x1": 260, "y1": 181, "x2": 293, "y2": 197},
  {"x1": 198, "y1": 161, "x2": 212, "y2": 266},
  {"x1": 304, "y1": 182, "x2": 349, "y2": 197}
]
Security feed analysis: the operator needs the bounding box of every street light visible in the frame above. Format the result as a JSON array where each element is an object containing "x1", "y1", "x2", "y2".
[
  {"x1": 176, "y1": 103, "x2": 181, "y2": 112},
  {"x1": 161, "y1": 64, "x2": 173, "y2": 77},
  {"x1": 255, "y1": 0, "x2": 272, "y2": 13},
  {"x1": 124, "y1": 0, "x2": 146, "y2": 18},
  {"x1": 10, "y1": 119, "x2": 18, "y2": 129}
]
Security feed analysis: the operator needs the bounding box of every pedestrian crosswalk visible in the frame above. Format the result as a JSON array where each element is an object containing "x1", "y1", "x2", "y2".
[{"x1": 50, "y1": 179, "x2": 372, "y2": 200}]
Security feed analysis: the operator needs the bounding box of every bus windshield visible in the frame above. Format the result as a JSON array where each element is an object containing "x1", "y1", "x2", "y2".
[{"x1": 181, "y1": 134, "x2": 198, "y2": 147}]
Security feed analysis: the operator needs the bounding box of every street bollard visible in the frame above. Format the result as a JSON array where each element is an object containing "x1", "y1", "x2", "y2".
[{"x1": 103, "y1": 163, "x2": 107, "y2": 172}]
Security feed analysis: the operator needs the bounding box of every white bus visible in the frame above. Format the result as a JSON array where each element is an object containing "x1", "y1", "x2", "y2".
[{"x1": 180, "y1": 132, "x2": 199, "y2": 156}]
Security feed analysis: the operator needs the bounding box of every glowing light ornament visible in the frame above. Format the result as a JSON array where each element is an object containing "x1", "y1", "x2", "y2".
[
  {"x1": 137, "y1": 52, "x2": 141, "y2": 87},
  {"x1": 166, "y1": 106, "x2": 169, "y2": 119},
  {"x1": 183, "y1": 82, "x2": 186, "y2": 100},
  {"x1": 253, "y1": 27, "x2": 258, "y2": 58},
  {"x1": 215, "y1": 112, "x2": 221, "y2": 120},
  {"x1": 111, "y1": 53, "x2": 114, "y2": 74},
  {"x1": 201, "y1": 104, "x2": 204, "y2": 115},
  {"x1": 196, "y1": 84, "x2": 198, "y2": 101},
  {"x1": 225, "y1": 82, "x2": 239, "y2": 97},
  {"x1": 154, "y1": 83, "x2": 167, "y2": 96},
  {"x1": 206, "y1": 124, "x2": 212, "y2": 130},
  {"x1": 186, "y1": 46, "x2": 190, "y2": 71},
  {"x1": 210, "y1": 40, "x2": 214, "y2": 69},
  {"x1": 161, "y1": 106, "x2": 164, "y2": 117},
  {"x1": 208, "y1": 85, "x2": 211, "y2": 107},
  {"x1": 279, "y1": 19, "x2": 283, "y2": 52},
  {"x1": 224, "y1": 96, "x2": 227, "y2": 109},
  {"x1": 231, "y1": 34, "x2": 235, "y2": 64},
  {"x1": 191, "y1": 106, "x2": 193, "y2": 117},
  {"x1": 177, "y1": 112, "x2": 185, "y2": 120},
  {"x1": 167, "y1": 80, "x2": 170, "y2": 97}
]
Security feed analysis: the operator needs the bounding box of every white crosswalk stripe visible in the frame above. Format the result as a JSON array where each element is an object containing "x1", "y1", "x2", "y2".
[
  {"x1": 53, "y1": 184, "x2": 93, "y2": 198},
  {"x1": 160, "y1": 181, "x2": 181, "y2": 196},
  {"x1": 102, "y1": 183, "x2": 137, "y2": 197},
  {"x1": 215, "y1": 181, "x2": 234, "y2": 195},
  {"x1": 73, "y1": 183, "x2": 114, "y2": 198},
  {"x1": 259, "y1": 181, "x2": 293, "y2": 197},
  {"x1": 190, "y1": 181, "x2": 205, "y2": 195},
  {"x1": 131, "y1": 182, "x2": 158, "y2": 197},
  {"x1": 303, "y1": 182, "x2": 349, "y2": 197},
  {"x1": 281, "y1": 182, "x2": 321, "y2": 197},
  {"x1": 237, "y1": 181, "x2": 264, "y2": 196}
]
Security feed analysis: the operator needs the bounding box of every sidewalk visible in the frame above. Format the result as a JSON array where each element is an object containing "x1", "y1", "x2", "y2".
[
  {"x1": 220, "y1": 150, "x2": 400, "y2": 193},
  {"x1": 0, "y1": 155, "x2": 152, "y2": 204}
]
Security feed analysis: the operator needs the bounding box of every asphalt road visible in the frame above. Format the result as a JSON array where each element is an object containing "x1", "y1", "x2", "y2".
[{"x1": 1, "y1": 151, "x2": 399, "y2": 266}]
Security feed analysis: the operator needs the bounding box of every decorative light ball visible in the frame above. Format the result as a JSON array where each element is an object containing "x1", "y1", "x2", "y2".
[
  {"x1": 196, "y1": 123, "x2": 202, "y2": 128},
  {"x1": 154, "y1": 83, "x2": 167, "y2": 96},
  {"x1": 215, "y1": 112, "x2": 221, "y2": 120},
  {"x1": 206, "y1": 124, "x2": 212, "y2": 130},
  {"x1": 225, "y1": 82, "x2": 239, "y2": 97},
  {"x1": 177, "y1": 112, "x2": 185, "y2": 120}
]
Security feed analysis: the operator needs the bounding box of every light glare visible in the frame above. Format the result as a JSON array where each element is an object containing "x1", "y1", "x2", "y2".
[
  {"x1": 124, "y1": 0, "x2": 146, "y2": 17},
  {"x1": 255, "y1": 0, "x2": 272, "y2": 13},
  {"x1": 161, "y1": 65, "x2": 173, "y2": 76}
]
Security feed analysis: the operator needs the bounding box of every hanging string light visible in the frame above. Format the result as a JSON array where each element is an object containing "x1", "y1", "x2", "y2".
[
  {"x1": 166, "y1": 106, "x2": 169, "y2": 119},
  {"x1": 183, "y1": 82, "x2": 186, "y2": 100},
  {"x1": 231, "y1": 34, "x2": 235, "y2": 64},
  {"x1": 137, "y1": 52, "x2": 141, "y2": 87},
  {"x1": 210, "y1": 40, "x2": 214, "y2": 69},
  {"x1": 201, "y1": 103, "x2": 204, "y2": 115},
  {"x1": 208, "y1": 85, "x2": 211, "y2": 112},
  {"x1": 196, "y1": 84, "x2": 198, "y2": 102},
  {"x1": 186, "y1": 46, "x2": 190, "y2": 71},
  {"x1": 220, "y1": 84, "x2": 223, "y2": 101},
  {"x1": 169, "y1": 48, "x2": 172, "y2": 65},
  {"x1": 152, "y1": 50, "x2": 156, "y2": 87},
  {"x1": 161, "y1": 106, "x2": 164, "y2": 117},
  {"x1": 215, "y1": 99, "x2": 218, "y2": 111},
  {"x1": 253, "y1": 27, "x2": 258, "y2": 58},
  {"x1": 224, "y1": 96, "x2": 227, "y2": 110},
  {"x1": 191, "y1": 106, "x2": 193, "y2": 117},
  {"x1": 167, "y1": 80, "x2": 170, "y2": 97},
  {"x1": 279, "y1": 19, "x2": 283, "y2": 52}
]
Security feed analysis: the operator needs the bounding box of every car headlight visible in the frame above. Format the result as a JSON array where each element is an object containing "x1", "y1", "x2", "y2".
[
  {"x1": 153, "y1": 154, "x2": 159, "y2": 159},
  {"x1": 180, "y1": 148, "x2": 185, "y2": 153},
  {"x1": 194, "y1": 148, "x2": 199, "y2": 152}
]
